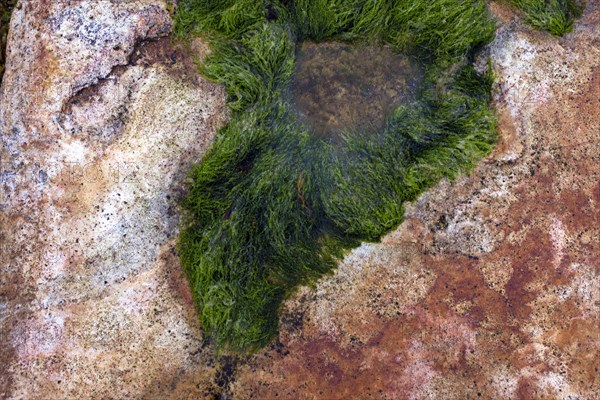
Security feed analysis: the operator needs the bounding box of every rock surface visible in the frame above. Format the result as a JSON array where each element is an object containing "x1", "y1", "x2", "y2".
[
  {"x1": 0, "y1": 1, "x2": 228, "y2": 398},
  {"x1": 1, "y1": 0, "x2": 599, "y2": 399}
]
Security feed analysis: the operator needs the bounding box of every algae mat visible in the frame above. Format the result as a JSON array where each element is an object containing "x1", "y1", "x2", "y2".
[{"x1": 175, "y1": 0, "x2": 500, "y2": 352}]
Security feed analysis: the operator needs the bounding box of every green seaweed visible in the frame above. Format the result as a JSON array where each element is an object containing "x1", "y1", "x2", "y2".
[
  {"x1": 175, "y1": 0, "x2": 501, "y2": 352},
  {"x1": 507, "y1": 0, "x2": 584, "y2": 36},
  {"x1": 0, "y1": 0, "x2": 16, "y2": 83}
]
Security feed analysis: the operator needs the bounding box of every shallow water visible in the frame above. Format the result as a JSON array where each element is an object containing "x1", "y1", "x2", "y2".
[{"x1": 290, "y1": 42, "x2": 423, "y2": 141}]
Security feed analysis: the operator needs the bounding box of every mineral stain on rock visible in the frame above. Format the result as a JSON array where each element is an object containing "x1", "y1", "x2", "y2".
[{"x1": 290, "y1": 42, "x2": 423, "y2": 140}]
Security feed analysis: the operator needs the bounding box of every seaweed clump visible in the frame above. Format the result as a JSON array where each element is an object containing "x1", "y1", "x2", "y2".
[
  {"x1": 175, "y1": 0, "x2": 498, "y2": 352},
  {"x1": 508, "y1": 0, "x2": 584, "y2": 35}
]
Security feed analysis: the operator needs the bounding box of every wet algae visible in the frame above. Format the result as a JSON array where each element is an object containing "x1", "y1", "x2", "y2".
[
  {"x1": 175, "y1": 0, "x2": 499, "y2": 352},
  {"x1": 0, "y1": 0, "x2": 16, "y2": 83},
  {"x1": 508, "y1": 0, "x2": 584, "y2": 36}
]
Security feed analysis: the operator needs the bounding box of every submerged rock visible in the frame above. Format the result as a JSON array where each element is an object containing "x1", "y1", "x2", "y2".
[
  {"x1": 1, "y1": 0, "x2": 599, "y2": 399},
  {"x1": 291, "y1": 42, "x2": 423, "y2": 140}
]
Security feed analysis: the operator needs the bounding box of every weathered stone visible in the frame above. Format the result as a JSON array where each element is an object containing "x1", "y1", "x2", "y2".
[{"x1": 1, "y1": 1, "x2": 227, "y2": 398}]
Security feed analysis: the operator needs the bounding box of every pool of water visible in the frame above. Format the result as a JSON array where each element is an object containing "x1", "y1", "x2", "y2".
[{"x1": 290, "y1": 41, "x2": 424, "y2": 141}]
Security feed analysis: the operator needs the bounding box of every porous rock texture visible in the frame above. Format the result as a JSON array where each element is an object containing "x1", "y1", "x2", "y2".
[
  {"x1": 1, "y1": 1, "x2": 599, "y2": 399},
  {"x1": 0, "y1": 0, "x2": 228, "y2": 398}
]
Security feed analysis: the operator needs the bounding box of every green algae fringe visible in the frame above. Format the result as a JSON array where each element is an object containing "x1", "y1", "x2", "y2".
[{"x1": 0, "y1": 0, "x2": 16, "y2": 83}]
